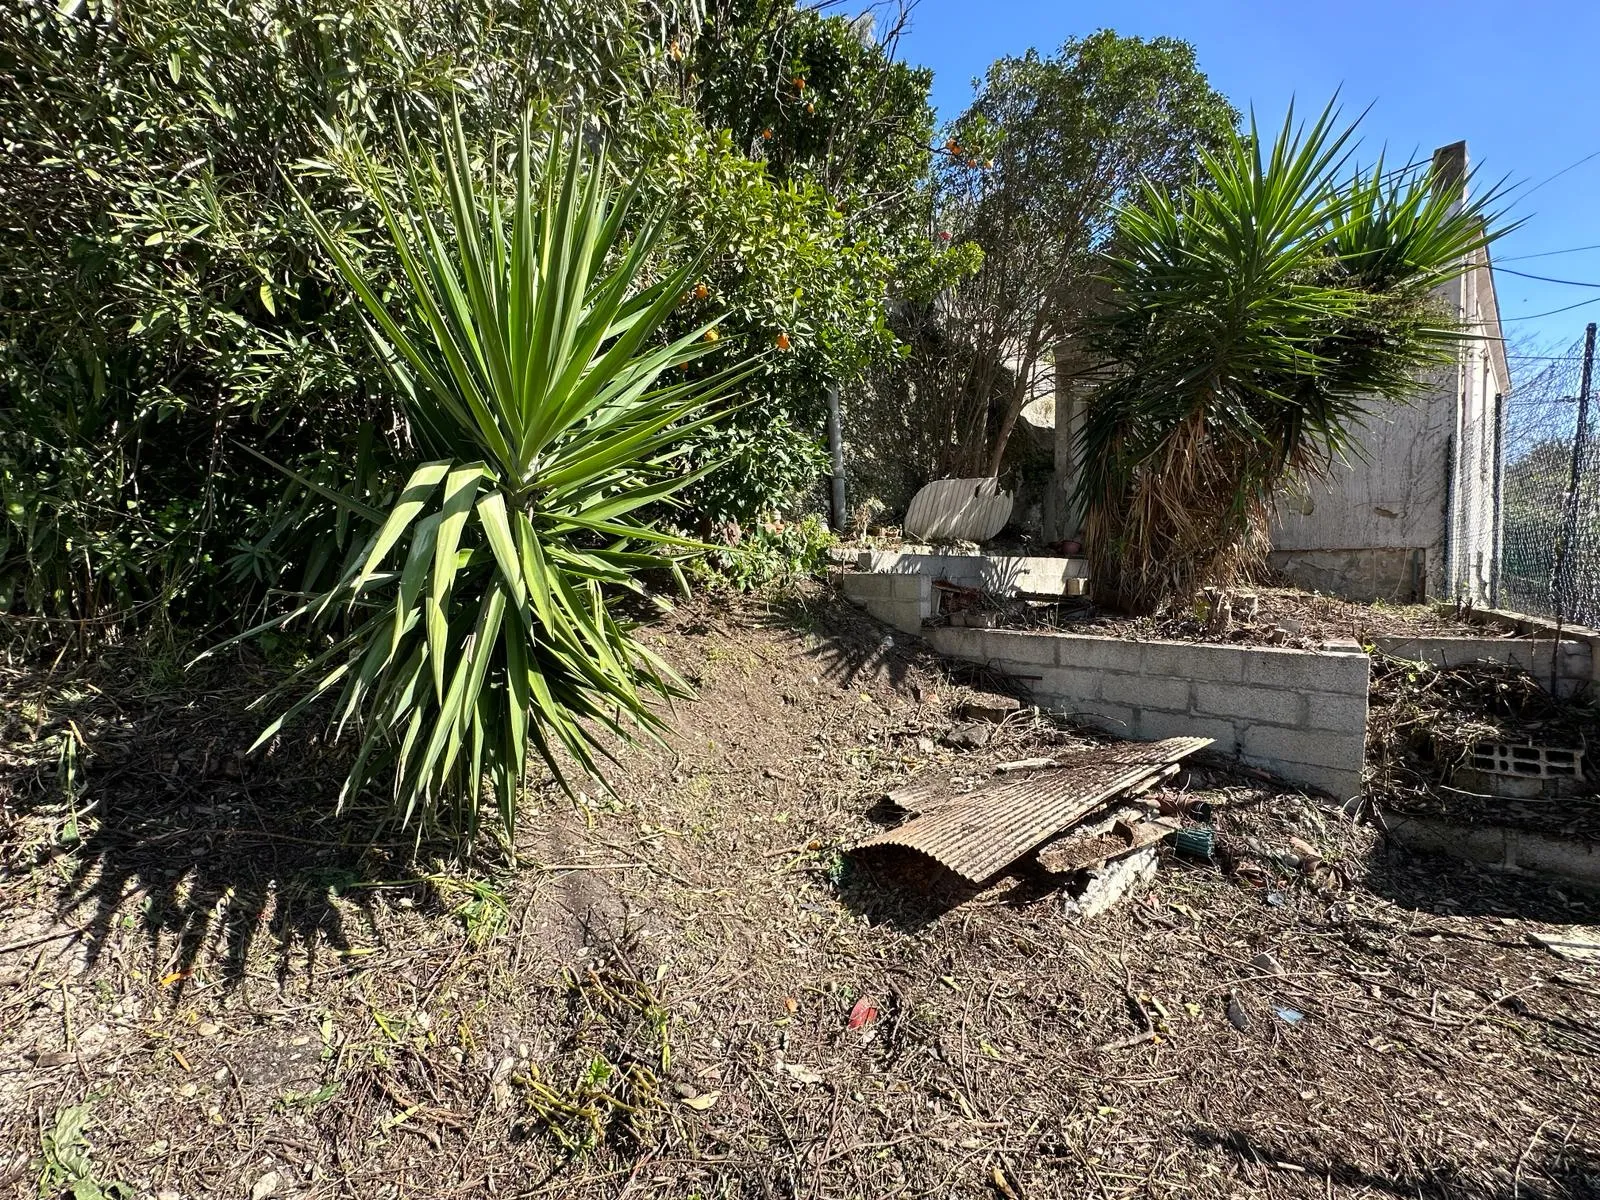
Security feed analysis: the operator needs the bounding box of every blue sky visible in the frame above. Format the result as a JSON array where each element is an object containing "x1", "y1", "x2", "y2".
[{"x1": 897, "y1": 0, "x2": 1600, "y2": 375}]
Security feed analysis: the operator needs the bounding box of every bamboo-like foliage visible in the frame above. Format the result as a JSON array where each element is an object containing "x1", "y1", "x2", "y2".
[
  {"x1": 222, "y1": 110, "x2": 752, "y2": 840},
  {"x1": 1079, "y1": 103, "x2": 1512, "y2": 614}
]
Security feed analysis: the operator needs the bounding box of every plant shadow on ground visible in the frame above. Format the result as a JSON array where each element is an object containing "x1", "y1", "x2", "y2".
[
  {"x1": 0, "y1": 639, "x2": 460, "y2": 991},
  {"x1": 756, "y1": 584, "x2": 1026, "y2": 699},
  {"x1": 1185, "y1": 1127, "x2": 1600, "y2": 1200},
  {"x1": 1362, "y1": 832, "x2": 1600, "y2": 925}
]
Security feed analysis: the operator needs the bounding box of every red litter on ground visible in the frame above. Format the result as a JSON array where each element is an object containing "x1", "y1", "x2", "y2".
[{"x1": 847, "y1": 997, "x2": 878, "y2": 1029}]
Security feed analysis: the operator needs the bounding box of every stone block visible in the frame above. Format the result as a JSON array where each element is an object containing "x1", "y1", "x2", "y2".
[
  {"x1": 1305, "y1": 690, "x2": 1369, "y2": 734},
  {"x1": 959, "y1": 693, "x2": 1022, "y2": 723},
  {"x1": 1240, "y1": 724, "x2": 1366, "y2": 772},
  {"x1": 1194, "y1": 681, "x2": 1305, "y2": 726},
  {"x1": 1101, "y1": 671, "x2": 1191, "y2": 712},
  {"x1": 1140, "y1": 640, "x2": 1246, "y2": 682},
  {"x1": 1054, "y1": 634, "x2": 1144, "y2": 672},
  {"x1": 1243, "y1": 646, "x2": 1367, "y2": 694}
]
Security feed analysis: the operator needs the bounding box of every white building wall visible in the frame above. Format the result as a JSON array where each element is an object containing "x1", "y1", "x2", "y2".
[{"x1": 1270, "y1": 142, "x2": 1510, "y2": 604}]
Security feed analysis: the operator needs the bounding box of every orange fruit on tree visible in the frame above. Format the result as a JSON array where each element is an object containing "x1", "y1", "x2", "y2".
[
  {"x1": 776, "y1": 332, "x2": 791, "y2": 350},
  {"x1": 694, "y1": 283, "x2": 708, "y2": 300}
]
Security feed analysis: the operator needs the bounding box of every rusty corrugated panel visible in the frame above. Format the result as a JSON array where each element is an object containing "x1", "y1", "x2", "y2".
[{"x1": 854, "y1": 737, "x2": 1211, "y2": 883}]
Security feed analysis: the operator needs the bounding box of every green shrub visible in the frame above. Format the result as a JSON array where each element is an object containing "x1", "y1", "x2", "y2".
[
  {"x1": 220, "y1": 112, "x2": 753, "y2": 842},
  {"x1": 688, "y1": 512, "x2": 836, "y2": 592},
  {"x1": 0, "y1": 0, "x2": 938, "y2": 626}
]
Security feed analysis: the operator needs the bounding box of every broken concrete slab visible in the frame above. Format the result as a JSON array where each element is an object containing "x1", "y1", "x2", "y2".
[
  {"x1": 958, "y1": 694, "x2": 1022, "y2": 723},
  {"x1": 1525, "y1": 927, "x2": 1600, "y2": 962},
  {"x1": 942, "y1": 723, "x2": 993, "y2": 750},
  {"x1": 1063, "y1": 847, "x2": 1159, "y2": 921}
]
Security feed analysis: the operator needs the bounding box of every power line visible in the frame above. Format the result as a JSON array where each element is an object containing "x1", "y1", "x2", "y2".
[
  {"x1": 1499, "y1": 243, "x2": 1600, "y2": 263},
  {"x1": 1496, "y1": 266, "x2": 1600, "y2": 288},
  {"x1": 1518, "y1": 146, "x2": 1600, "y2": 201},
  {"x1": 1501, "y1": 296, "x2": 1600, "y2": 322}
]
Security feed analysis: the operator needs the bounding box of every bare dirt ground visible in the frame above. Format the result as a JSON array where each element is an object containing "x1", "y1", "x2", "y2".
[{"x1": 3, "y1": 586, "x2": 1598, "y2": 1199}]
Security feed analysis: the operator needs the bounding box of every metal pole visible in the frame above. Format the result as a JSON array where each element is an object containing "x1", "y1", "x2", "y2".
[
  {"x1": 1553, "y1": 322, "x2": 1596, "y2": 625},
  {"x1": 826, "y1": 383, "x2": 846, "y2": 533}
]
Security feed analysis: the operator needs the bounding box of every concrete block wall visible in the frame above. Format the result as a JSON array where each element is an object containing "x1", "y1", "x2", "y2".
[
  {"x1": 837, "y1": 571, "x2": 934, "y2": 635},
  {"x1": 927, "y1": 626, "x2": 1370, "y2": 800},
  {"x1": 1461, "y1": 606, "x2": 1600, "y2": 696},
  {"x1": 1385, "y1": 812, "x2": 1600, "y2": 890},
  {"x1": 854, "y1": 550, "x2": 1089, "y2": 596},
  {"x1": 1371, "y1": 634, "x2": 1594, "y2": 700}
]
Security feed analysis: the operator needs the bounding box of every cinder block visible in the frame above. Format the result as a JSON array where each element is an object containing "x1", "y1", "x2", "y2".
[
  {"x1": 1386, "y1": 814, "x2": 1510, "y2": 865},
  {"x1": 1032, "y1": 665, "x2": 1103, "y2": 704},
  {"x1": 1506, "y1": 827, "x2": 1600, "y2": 885},
  {"x1": 840, "y1": 573, "x2": 897, "y2": 601},
  {"x1": 889, "y1": 574, "x2": 933, "y2": 603},
  {"x1": 1240, "y1": 724, "x2": 1365, "y2": 772},
  {"x1": 1140, "y1": 640, "x2": 1246, "y2": 682},
  {"x1": 1146, "y1": 713, "x2": 1240, "y2": 753},
  {"x1": 1102, "y1": 670, "x2": 1191, "y2": 712},
  {"x1": 1243, "y1": 646, "x2": 1368, "y2": 694},
  {"x1": 1268, "y1": 762, "x2": 1362, "y2": 800},
  {"x1": 960, "y1": 629, "x2": 1060, "y2": 666},
  {"x1": 1055, "y1": 634, "x2": 1144, "y2": 672},
  {"x1": 1305, "y1": 690, "x2": 1368, "y2": 733},
  {"x1": 1194, "y1": 681, "x2": 1305, "y2": 726},
  {"x1": 927, "y1": 626, "x2": 981, "y2": 659},
  {"x1": 1072, "y1": 700, "x2": 1138, "y2": 734},
  {"x1": 884, "y1": 601, "x2": 926, "y2": 635}
]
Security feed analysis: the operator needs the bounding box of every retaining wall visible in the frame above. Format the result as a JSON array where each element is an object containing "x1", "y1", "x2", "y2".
[
  {"x1": 926, "y1": 626, "x2": 1370, "y2": 801},
  {"x1": 1385, "y1": 812, "x2": 1600, "y2": 890},
  {"x1": 1460, "y1": 606, "x2": 1600, "y2": 694},
  {"x1": 836, "y1": 571, "x2": 933, "y2": 635},
  {"x1": 1371, "y1": 634, "x2": 1593, "y2": 700},
  {"x1": 850, "y1": 550, "x2": 1088, "y2": 596}
]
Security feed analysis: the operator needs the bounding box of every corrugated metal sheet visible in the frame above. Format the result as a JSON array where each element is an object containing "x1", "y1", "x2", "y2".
[{"x1": 854, "y1": 738, "x2": 1211, "y2": 883}]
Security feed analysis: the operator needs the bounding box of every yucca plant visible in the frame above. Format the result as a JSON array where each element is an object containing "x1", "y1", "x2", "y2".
[
  {"x1": 218, "y1": 110, "x2": 752, "y2": 843},
  {"x1": 1079, "y1": 103, "x2": 1512, "y2": 614}
]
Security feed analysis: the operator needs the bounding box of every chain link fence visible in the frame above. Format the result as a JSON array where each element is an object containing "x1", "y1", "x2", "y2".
[{"x1": 1496, "y1": 327, "x2": 1599, "y2": 628}]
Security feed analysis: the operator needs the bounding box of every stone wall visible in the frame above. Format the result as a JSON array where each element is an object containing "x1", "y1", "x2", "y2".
[
  {"x1": 1267, "y1": 547, "x2": 1424, "y2": 603},
  {"x1": 926, "y1": 626, "x2": 1370, "y2": 800}
]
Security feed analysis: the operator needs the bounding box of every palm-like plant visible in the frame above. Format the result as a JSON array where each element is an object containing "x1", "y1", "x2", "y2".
[
  {"x1": 226, "y1": 110, "x2": 751, "y2": 841},
  {"x1": 1079, "y1": 103, "x2": 1511, "y2": 614}
]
